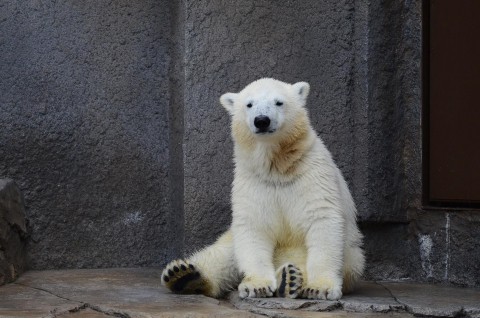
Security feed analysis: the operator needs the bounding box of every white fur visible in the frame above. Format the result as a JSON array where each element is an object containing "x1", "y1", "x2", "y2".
[{"x1": 162, "y1": 78, "x2": 365, "y2": 300}]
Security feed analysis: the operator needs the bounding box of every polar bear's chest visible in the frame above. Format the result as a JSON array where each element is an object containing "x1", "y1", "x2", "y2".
[
  {"x1": 274, "y1": 213, "x2": 306, "y2": 247},
  {"x1": 232, "y1": 170, "x2": 316, "y2": 237},
  {"x1": 256, "y1": 182, "x2": 309, "y2": 234}
]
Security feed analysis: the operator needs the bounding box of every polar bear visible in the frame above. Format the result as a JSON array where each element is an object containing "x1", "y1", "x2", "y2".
[{"x1": 161, "y1": 78, "x2": 365, "y2": 300}]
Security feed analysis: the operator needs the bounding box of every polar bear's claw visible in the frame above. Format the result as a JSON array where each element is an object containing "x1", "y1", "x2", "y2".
[
  {"x1": 302, "y1": 280, "x2": 342, "y2": 300},
  {"x1": 161, "y1": 259, "x2": 211, "y2": 295},
  {"x1": 238, "y1": 278, "x2": 276, "y2": 298}
]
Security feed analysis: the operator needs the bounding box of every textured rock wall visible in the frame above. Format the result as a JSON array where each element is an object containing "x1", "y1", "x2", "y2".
[
  {"x1": 0, "y1": 1, "x2": 181, "y2": 269},
  {"x1": 0, "y1": 179, "x2": 27, "y2": 285},
  {"x1": 366, "y1": 0, "x2": 423, "y2": 222}
]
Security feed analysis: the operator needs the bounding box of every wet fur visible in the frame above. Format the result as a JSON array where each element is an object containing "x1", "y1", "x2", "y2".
[{"x1": 162, "y1": 78, "x2": 365, "y2": 299}]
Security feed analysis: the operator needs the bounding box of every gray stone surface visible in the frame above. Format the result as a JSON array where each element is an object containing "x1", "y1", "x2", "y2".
[
  {"x1": 0, "y1": 1, "x2": 181, "y2": 269},
  {"x1": 0, "y1": 282, "x2": 80, "y2": 318},
  {"x1": 229, "y1": 282, "x2": 404, "y2": 315},
  {"x1": 0, "y1": 268, "x2": 262, "y2": 318},
  {"x1": 230, "y1": 280, "x2": 480, "y2": 318},
  {"x1": 4, "y1": 268, "x2": 480, "y2": 318},
  {"x1": 382, "y1": 282, "x2": 480, "y2": 318},
  {"x1": 0, "y1": 179, "x2": 27, "y2": 285}
]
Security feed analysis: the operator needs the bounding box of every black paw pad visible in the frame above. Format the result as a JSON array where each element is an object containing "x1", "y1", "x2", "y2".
[
  {"x1": 161, "y1": 260, "x2": 211, "y2": 296},
  {"x1": 171, "y1": 271, "x2": 201, "y2": 292},
  {"x1": 276, "y1": 264, "x2": 303, "y2": 298}
]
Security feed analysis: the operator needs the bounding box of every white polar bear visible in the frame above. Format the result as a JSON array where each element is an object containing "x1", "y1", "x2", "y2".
[{"x1": 162, "y1": 78, "x2": 365, "y2": 300}]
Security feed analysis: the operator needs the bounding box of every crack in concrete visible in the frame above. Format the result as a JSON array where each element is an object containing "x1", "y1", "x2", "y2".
[
  {"x1": 83, "y1": 304, "x2": 132, "y2": 318},
  {"x1": 49, "y1": 303, "x2": 88, "y2": 318},
  {"x1": 13, "y1": 282, "x2": 132, "y2": 318},
  {"x1": 14, "y1": 282, "x2": 79, "y2": 304},
  {"x1": 374, "y1": 281, "x2": 408, "y2": 311},
  {"x1": 52, "y1": 303, "x2": 132, "y2": 318}
]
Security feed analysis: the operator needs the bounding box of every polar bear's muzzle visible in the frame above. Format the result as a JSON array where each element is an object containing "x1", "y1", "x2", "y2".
[{"x1": 254, "y1": 115, "x2": 275, "y2": 134}]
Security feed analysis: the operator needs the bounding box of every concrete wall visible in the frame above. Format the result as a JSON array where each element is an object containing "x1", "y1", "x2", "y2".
[
  {"x1": 0, "y1": 1, "x2": 182, "y2": 269},
  {"x1": 1, "y1": 0, "x2": 479, "y2": 287}
]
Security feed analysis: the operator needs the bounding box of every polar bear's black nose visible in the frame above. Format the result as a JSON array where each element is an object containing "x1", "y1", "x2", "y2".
[{"x1": 254, "y1": 116, "x2": 271, "y2": 130}]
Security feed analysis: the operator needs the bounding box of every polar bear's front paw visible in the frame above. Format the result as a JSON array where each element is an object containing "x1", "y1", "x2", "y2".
[
  {"x1": 302, "y1": 277, "x2": 342, "y2": 300},
  {"x1": 238, "y1": 277, "x2": 276, "y2": 298},
  {"x1": 161, "y1": 259, "x2": 211, "y2": 296},
  {"x1": 275, "y1": 264, "x2": 303, "y2": 298}
]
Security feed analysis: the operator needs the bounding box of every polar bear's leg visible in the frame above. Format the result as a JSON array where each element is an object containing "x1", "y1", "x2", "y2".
[
  {"x1": 161, "y1": 230, "x2": 241, "y2": 298},
  {"x1": 303, "y1": 214, "x2": 344, "y2": 300},
  {"x1": 233, "y1": 226, "x2": 277, "y2": 298},
  {"x1": 275, "y1": 263, "x2": 304, "y2": 298}
]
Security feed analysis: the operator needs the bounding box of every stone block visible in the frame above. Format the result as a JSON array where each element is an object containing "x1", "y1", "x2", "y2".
[
  {"x1": 0, "y1": 179, "x2": 27, "y2": 285},
  {"x1": 361, "y1": 223, "x2": 422, "y2": 282},
  {"x1": 409, "y1": 210, "x2": 480, "y2": 287}
]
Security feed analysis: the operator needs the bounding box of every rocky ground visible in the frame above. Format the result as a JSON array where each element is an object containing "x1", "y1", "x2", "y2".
[{"x1": 0, "y1": 268, "x2": 479, "y2": 318}]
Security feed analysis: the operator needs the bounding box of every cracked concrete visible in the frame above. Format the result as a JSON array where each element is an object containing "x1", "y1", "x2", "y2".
[
  {"x1": 56, "y1": 307, "x2": 112, "y2": 318},
  {"x1": 229, "y1": 280, "x2": 480, "y2": 318},
  {"x1": 0, "y1": 268, "x2": 260, "y2": 318},
  {"x1": 0, "y1": 269, "x2": 479, "y2": 318}
]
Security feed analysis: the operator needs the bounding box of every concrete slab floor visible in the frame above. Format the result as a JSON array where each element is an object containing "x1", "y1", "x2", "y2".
[{"x1": 0, "y1": 268, "x2": 478, "y2": 318}]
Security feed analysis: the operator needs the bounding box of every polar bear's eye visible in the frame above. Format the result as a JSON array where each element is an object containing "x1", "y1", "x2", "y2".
[
  {"x1": 246, "y1": 103, "x2": 252, "y2": 108},
  {"x1": 275, "y1": 101, "x2": 283, "y2": 106}
]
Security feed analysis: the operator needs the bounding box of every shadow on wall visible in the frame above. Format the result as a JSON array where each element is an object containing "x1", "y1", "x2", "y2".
[{"x1": 0, "y1": 179, "x2": 27, "y2": 285}]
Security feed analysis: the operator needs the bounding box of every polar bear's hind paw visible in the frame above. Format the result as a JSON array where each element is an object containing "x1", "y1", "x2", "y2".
[
  {"x1": 276, "y1": 264, "x2": 303, "y2": 298},
  {"x1": 161, "y1": 259, "x2": 210, "y2": 295}
]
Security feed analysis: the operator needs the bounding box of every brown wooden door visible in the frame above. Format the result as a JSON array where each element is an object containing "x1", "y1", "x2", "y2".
[{"x1": 425, "y1": 0, "x2": 480, "y2": 206}]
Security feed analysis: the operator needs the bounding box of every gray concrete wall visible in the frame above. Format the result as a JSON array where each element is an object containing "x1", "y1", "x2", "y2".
[{"x1": 0, "y1": 1, "x2": 181, "y2": 269}]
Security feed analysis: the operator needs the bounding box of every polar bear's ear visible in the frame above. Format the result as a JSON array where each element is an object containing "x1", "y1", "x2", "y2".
[
  {"x1": 292, "y1": 82, "x2": 310, "y2": 102},
  {"x1": 220, "y1": 93, "x2": 238, "y2": 114}
]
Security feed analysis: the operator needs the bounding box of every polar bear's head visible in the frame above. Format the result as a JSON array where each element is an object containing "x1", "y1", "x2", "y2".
[{"x1": 220, "y1": 78, "x2": 310, "y2": 141}]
